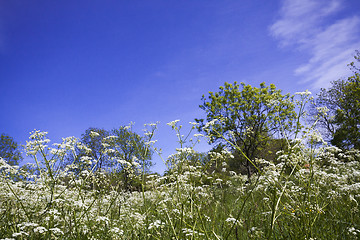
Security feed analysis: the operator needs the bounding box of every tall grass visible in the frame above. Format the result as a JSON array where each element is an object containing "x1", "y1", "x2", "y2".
[{"x1": 1, "y1": 102, "x2": 359, "y2": 239}]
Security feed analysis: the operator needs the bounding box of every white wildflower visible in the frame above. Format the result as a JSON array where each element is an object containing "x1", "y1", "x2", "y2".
[
  {"x1": 316, "y1": 106, "x2": 329, "y2": 116},
  {"x1": 193, "y1": 133, "x2": 204, "y2": 138},
  {"x1": 295, "y1": 90, "x2": 311, "y2": 96},
  {"x1": 33, "y1": 226, "x2": 48, "y2": 234},
  {"x1": 89, "y1": 131, "x2": 100, "y2": 138},
  {"x1": 182, "y1": 228, "x2": 205, "y2": 236},
  {"x1": 96, "y1": 216, "x2": 109, "y2": 225},
  {"x1": 167, "y1": 120, "x2": 180, "y2": 127},
  {"x1": 12, "y1": 232, "x2": 28, "y2": 237},
  {"x1": 49, "y1": 228, "x2": 64, "y2": 235},
  {"x1": 229, "y1": 171, "x2": 237, "y2": 176},
  {"x1": 348, "y1": 227, "x2": 360, "y2": 235},
  {"x1": 225, "y1": 217, "x2": 242, "y2": 226},
  {"x1": 203, "y1": 119, "x2": 218, "y2": 129},
  {"x1": 148, "y1": 220, "x2": 165, "y2": 230},
  {"x1": 110, "y1": 227, "x2": 123, "y2": 235}
]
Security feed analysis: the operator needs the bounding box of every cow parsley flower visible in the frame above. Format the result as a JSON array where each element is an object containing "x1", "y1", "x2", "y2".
[
  {"x1": 167, "y1": 120, "x2": 180, "y2": 128},
  {"x1": 348, "y1": 227, "x2": 360, "y2": 235},
  {"x1": 110, "y1": 227, "x2": 123, "y2": 235},
  {"x1": 49, "y1": 228, "x2": 64, "y2": 235},
  {"x1": 225, "y1": 217, "x2": 242, "y2": 226},
  {"x1": 33, "y1": 226, "x2": 48, "y2": 234},
  {"x1": 148, "y1": 220, "x2": 165, "y2": 230},
  {"x1": 295, "y1": 90, "x2": 311, "y2": 96},
  {"x1": 89, "y1": 131, "x2": 100, "y2": 138}
]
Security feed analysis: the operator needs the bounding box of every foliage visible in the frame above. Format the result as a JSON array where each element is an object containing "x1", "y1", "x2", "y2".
[
  {"x1": 0, "y1": 133, "x2": 23, "y2": 166},
  {"x1": 78, "y1": 127, "x2": 110, "y2": 170},
  {"x1": 71, "y1": 126, "x2": 153, "y2": 174},
  {"x1": 196, "y1": 82, "x2": 297, "y2": 178},
  {"x1": 105, "y1": 124, "x2": 154, "y2": 190},
  {"x1": 313, "y1": 51, "x2": 360, "y2": 149},
  {"x1": 229, "y1": 137, "x2": 288, "y2": 174},
  {"x1": 331, "y1": 72, "x2": 360, "y2": 149},
  {"x1": 107, "y1": 125, "x2": 153, "y2": 172}
]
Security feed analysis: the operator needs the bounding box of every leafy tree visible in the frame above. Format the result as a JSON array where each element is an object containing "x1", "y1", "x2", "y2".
[
  {"x1": 0, "y1": 133, "x2": 23, "y2": 165},
  {"x1": 228, "y1": 137, "x2": 288, "y2": 174},
  {"x1": 71, "y1": 126, "x2": 153, "y2": 171},
  {"x1": 79, "y1": 127, "x2": 110, "y2": 170},
  {"x1": 103, "y1": 126, "x2": 153, "y2": 191},
  {"x1": 107, "y1": 126, "x2": 153, "y2": 172},
  {"x1": 67, "y1": 126, "x2": 153, "y2": 190},
  {"x1": 313, "y1": 51, "x2": 360, "y2": 149},
  {"x1": 196, "y1": 82, "x2": 296, "y2": 178}
]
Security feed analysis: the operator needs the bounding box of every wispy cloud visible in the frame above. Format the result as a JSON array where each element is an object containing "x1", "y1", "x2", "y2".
[{"x1": 270, "y1": 0, "x2": 360, "y2": 88}]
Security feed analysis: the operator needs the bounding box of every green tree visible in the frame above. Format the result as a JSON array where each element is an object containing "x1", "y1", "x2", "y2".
[
  {"x1": 103, "y1": 125, "x2": 153, "y2": 191},
  {"x1": 228, "y1": 137, "x2": 288, "y2": 174},
  {"x1": 107, "y1": 126, "x2": 153, "y2": 172},
  {"x1": 79, "y1": 127, "x2": 110, "y2": 170},
  {"x1": 0, "y1": 133, "x2": 23, "y2": 165},
  {"x1": 314, "y1": 51, "x2": 360, "y2": 149},
  {"x1": 68, "y1": 126, "x2": 153, "y2": 190},
  {"x1": 196, "y1": 82, "x2": 296, "y2": 178}
]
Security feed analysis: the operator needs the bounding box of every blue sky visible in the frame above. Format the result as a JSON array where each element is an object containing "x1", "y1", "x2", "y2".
[{"x1": 1, "y1": 0, "x2": 360, "y2": 173}]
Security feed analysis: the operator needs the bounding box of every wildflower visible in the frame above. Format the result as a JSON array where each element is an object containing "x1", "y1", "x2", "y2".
[
  {"x1": 225, "y1": 217, "x2": 242, "y2": 226},
  {"x1": 117, "y1": 159, "x2": 130, "y2": 166},
  {"x1": 203, "y1": 119, "x2": 218, "y2": 129},
  {"x1": 316, "y1": 106, "x2": 329, "y2": 115},
  {"x1": 33, "y1": 226, "x2": 48, "y2": 234},
  {"x1": 96, "y1": 216, "x2": 109, "y2": 225},
  {"x1": 348, "y1": 227, "x2": 360, "y2": 235},
  {"x1": 110, "y1": 227, "x2": 123, "y2": 235},
  {"x1": 182, "y1": 228, "x2": 205, "y2": 236},
  {"x1": 295, "y1": 90, "x2": 311, "y2": 96},
  {"x1": 193, "y1": 133, "x2": 204, "y2": 138},
  {"x1": 172, "y1": 209, "x2": 180, "y2": 214},
  {"x1": 145, "y1": 140, "x2": 157, "y2": 145},
  {"x1": 104, "y1": 135, "x2": 117, "y2": 140},
  {"x1": 49, "y1": 228, "x2": 64, "y2": 235},
  {"x1": 249, "y1": 227, "x2": 257, "y2": 232},
  {"x1": 167, "y1": 120, "x2": 180, "y2": 128},
  {"x1": 148, "y1": 220, "x2": 165, "y2": 230},
  {"x1": 89, "y1": 131, "x2": 100, "y2": 138},
  {"x1": 145, "y1": 122, "x2": 159, "y2": 127},
  {"x1": 12, "y1": 232, "x2": 28, "y2": 237}
]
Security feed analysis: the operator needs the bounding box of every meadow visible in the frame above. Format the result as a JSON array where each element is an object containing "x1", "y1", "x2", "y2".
[{"x1": 1, "y1": 93, "x2": 360, "y2": 239}]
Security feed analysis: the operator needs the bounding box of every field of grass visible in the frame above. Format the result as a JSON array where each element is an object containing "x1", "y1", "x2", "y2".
[{"x1": 1, "y1": 121, "x2": 360, "y2": 240}]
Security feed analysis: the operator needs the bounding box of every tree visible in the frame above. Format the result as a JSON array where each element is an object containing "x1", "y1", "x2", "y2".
[
  {"x1": 196, "y1": 82, "x2": 296, "y2": 178},
  {"x1": 101, "y1": 125, "x2": 153, "y2": 191},
  {"x1": 79, "y1": 127, "x2": 110, "y2": 170},
  {"x1": 66, "y1": 126, "x2": 153, "y2": 191},
  {"x1": 107, "y1": 126, "x2": 153, "y2": 173},
  {"x1": 313, "y1": 51, "x2": 360, "y2": 149},
  {"x1": 228, "y1": 137, "x2": 288, "y2": 174},
  {"x1": 0, "y1": 133, "x2": 23, "y2": 166}
]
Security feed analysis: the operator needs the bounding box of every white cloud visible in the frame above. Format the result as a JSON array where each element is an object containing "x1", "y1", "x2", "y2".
[{"x1": 270, "y1": 0, "x2": 360, "y2": 88}]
